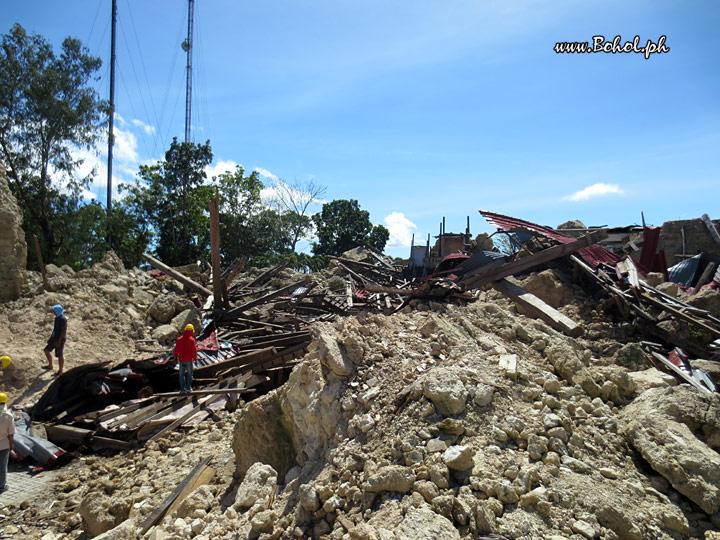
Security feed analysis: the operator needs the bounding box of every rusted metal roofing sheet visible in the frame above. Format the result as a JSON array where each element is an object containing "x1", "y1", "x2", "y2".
[{"x1": 479, "y1": 210, "x2": 621, "y2": 268}]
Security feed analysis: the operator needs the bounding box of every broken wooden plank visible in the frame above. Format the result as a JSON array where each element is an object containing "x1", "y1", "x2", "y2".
[
  {"x1": 462, "y1": 231, "x2": 609, "y2": 290},
  {"x1": 139, "y1": 457, "x2": 213, "y2": 535},
  {"x1": 493, "y1": 279, "x2": 583, "y2": 337},
  {"x1": 90, "y1": 435, "x2": 132, "y2": 451},
  {"x1": 45, "y1": 425, "x2": 91, "y2": 446},
  {"x1": 143, "y1": 253, "x2": 212, "y2": 297},
  {"x1": 193, "y1": 347, "x2": 276, "y2": 378},
  {"x1": 692, "y1": 262, "x2": 718, "y2": 296},
  {"x1": 365, "y1": 285, "x2": 416, "y2": 296},
  {"x1": 223, "y1": 279, "x2": 310, "y2": 318},
  {"x1": 234, "y1": 258, "x2": 290, "y2": 294},
  {"x1": 152, "y1": 388, "x2": 251, "y2": 398},
  {"x1": 209, "y1": 196, "x2": 225, "y2": 309},
  {"x1": 640, "y1": 292, "x2": 720, "y2": 338},
  {"x1": 148, "y1": 395, "x2": 220, "y2": 442}
]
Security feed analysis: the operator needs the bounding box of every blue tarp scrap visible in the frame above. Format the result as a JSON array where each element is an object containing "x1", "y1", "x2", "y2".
[{"x1": 668, "y1": 255, "x2": 701, "y2": 287}]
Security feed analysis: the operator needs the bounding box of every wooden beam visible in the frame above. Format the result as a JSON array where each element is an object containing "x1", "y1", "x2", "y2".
[
  {"x1": 139, "y1": 457, "x2": 213, "y2": 535},
  {"x1": 148, "y1": 394, "x2": 219, "y2": 442},
  {"x1": 142, "y1": 253, "x2": 212, "y2": 297},
  {"x1": 209, "y1": 196, "x2": 224, "y2": 308},
  {"x1": 493, "y1": 279, "x2": 583, "y2": 337},
  {"x1": 193, "y1": 347, "x2": 276, "y2": 378},
  {"x1": 461, "y1": 230, "x2": 608, "y2": 290},
  {"x1": 152, "y1": 388, "x2": 251, "y2": 398},
  {"x1": 639, "y1": 292, "x2": 720, "y2": 338},
  {"x1": 235, "y1": 258, "x2": 290, "y2": 293},
  {"x1": 692, "y1": 262, "x2": 718, "y2": 296},
  {"x1": 223, "y1": 279, "x2": 310, "y2": 318}
]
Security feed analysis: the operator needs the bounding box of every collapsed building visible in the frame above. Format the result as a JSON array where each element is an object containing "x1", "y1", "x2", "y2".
[{"x1": 1, "y1": 208, "x2": 720, "y2": 540}]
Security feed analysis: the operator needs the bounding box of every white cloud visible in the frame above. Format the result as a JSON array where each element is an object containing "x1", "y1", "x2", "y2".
[
  {"x1": 254, "y1": 167, "x2": 278, "y2": 182},
  {"x1": 384, "y1": 211, "x2": 417, "y2": 249},
  {"x1": 564, "y1": 183, "x2": 624, "y2": 202},
  {"x1": 113, "y1": 127, "x2": 140, "y2": 165},
  {"x1": 206, "y1": 160, "x2": 240, "y2": 180},
  {"x1": 132, "y1": 118, "x2": 156, "y2": 135}
]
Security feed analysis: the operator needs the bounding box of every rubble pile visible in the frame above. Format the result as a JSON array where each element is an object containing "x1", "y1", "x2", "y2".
[
  {"x1": 1, "y1": 209, "x2": 720, "y2": 540},
  {"x1": 3, "y1": 268, "x2": 720, "y2": 540}
]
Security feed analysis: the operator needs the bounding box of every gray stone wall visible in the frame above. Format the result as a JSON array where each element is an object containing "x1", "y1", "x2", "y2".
[
  {"x1": 0, "y1": 161, "x2": 27, "y2": 301},
  {"x1": 659, "y1": 217, "x2": 720, "y2": 261}
]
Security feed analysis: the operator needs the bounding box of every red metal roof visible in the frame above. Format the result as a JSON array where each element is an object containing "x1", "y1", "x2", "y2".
[{"x1": 479, "y1": 210, "x2": 621, "y2": 268}]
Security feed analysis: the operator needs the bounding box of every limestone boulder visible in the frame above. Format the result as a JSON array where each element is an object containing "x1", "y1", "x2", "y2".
[
  {"x1": 0, "y1": 162, "x2": 26, "y2": 301},
  {"x1": 148, "y1": 295, "x2": 176, "y2": 323},
  {"x1": 443, "y1": 445, "x2": 474, "y2": 471},
  {"x1": 621, "y1": 413, "x2": 720, "y2": 514},
  {"x1": 79, "y1": 493, "x2": 129, "y2": 537},
  {"x1": 233, "y1": 390, "x2": 296, "y2": 480},
  {"x1": 394, "y1": 504, "x2": 461, "y2": 540},
  {"x1": 234, "y1": 462, "x2": 278, "y2": 509},
  {"x1": 151, "y1": 324, "x2": 177, "y2": 344},
  {"x1": 627, "y1": 368, "x2": 677, "y2": 396},
  {"x1": 363, "y1": 465, "x2": 415, "y2": 493},
  {"x1": 309, "y1": 326, "x2": 354, "y2": 377},
  {"x1": 91, "y1": 519, "x2": 137, "y2": 540},
  {"x1": 280, "y1": 359, "x2": 344, "y2": 465},
  {"x1": 422, "y1": 368, "x2": 467, "y2": 416},
  {"x1": 171, "y1": 308, "x2": 202, "y2": 333},
  {"x1": 611, "y1": 343, "x2": 648, "y2": 372},
  {"x1": 621, "y1": 386, "x2": 720, "y2": 450},
  {"x1": 519, "y1": 269, "x2": 573, "y2": 308},
  {"x1": 687, "y1": 288, "x2": 720, "y2": 317},
  {"x1": 176, "y1": 484, "x2": 214, "y2": 518}
]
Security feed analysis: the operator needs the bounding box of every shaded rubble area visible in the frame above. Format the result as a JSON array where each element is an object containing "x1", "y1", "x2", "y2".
[{"x1": 1, "y1": 211, "x2": 720, "y2": 540}]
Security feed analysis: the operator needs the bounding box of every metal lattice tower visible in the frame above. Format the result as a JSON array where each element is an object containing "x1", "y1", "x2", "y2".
[{"x1": 182, "y1": 0, "x2": 195, "y2": 143}]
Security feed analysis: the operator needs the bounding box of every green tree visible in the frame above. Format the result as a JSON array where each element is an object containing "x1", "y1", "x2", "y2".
[
  {"x1": 123, "y1": 138, "x2": 213, "y2": 266},
  {"x1": 0, "y1": 24, "x2": 106, "y2": 265},
  {"x1": 311, "y1": 199, "x2": 389, "y2": 257}
]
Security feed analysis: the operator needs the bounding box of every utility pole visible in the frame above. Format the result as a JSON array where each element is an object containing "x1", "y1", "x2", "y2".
[
  {"x1": 106, "y1": 0, "x2": 117, "y2": 244},
  {"x1": 182, "y1": 0, "x2": 195, "y2": 143}
]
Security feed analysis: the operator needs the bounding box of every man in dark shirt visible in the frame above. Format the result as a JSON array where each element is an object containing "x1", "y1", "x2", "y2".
[{"x1": 43, "y1": 304, "x2": 67, "y2": 376}]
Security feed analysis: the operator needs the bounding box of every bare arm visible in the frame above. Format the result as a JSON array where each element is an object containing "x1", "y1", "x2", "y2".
[{"x1": 7, "y1": 434, "x2": 12, "y2": 452}]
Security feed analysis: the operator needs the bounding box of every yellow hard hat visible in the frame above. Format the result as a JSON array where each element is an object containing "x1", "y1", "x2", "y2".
[
  {"x1": 0, "y1": 356, "x2": 10, "y2": 369},
  {"x1": 184, "y1": 324, "x2": 194, "y2": 333},
  {"x1": 0, "y1": 393, "x2": 7, "y2": 404}
]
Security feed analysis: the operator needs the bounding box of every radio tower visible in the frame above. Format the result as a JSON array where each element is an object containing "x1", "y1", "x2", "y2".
[{"x1": 182, "y1": 0, "x2": 195, "y2": 143}]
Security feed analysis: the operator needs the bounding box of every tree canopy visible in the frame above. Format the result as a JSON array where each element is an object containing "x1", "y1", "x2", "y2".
[
  {"x1": 0, "y1": 23, "x2": 106, "y2": 265},
  {"x1": 311, "y1": 199, "x2": 389, "y2": 256}
]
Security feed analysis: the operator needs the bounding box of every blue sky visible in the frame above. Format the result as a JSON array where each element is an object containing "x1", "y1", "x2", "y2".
[{"x1": 4, "y1": 1, "x2": 719, "y2": 257}]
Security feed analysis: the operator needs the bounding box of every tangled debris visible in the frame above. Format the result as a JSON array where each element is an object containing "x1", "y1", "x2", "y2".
[{"x1": 1, "y1": 212, "x2": 720, "y2": 540}]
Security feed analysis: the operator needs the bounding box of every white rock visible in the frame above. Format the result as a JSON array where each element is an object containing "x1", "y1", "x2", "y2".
[
  {"x1": 443, "y1": 445, "x2": 474, "y2": 471},
  {"x1": 234, "y1": 462, "x2": 278, "y2": 509}
]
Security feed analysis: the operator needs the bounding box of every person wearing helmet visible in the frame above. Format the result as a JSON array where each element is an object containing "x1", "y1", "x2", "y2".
[
  {"x1": 0, "y1": 392, "x2": 14, "y2": 493},
  {"x1": 0, "y1": 356, "x2": 10, "y2": 370},
  {"x1": 43, "y1": 305, "x2": 67, "y2": 376},
  {"x1": 173, "y1": 324, "x2": 197, "y2": 394}
]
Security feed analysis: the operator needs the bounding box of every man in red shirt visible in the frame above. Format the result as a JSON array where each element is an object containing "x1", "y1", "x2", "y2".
[{"x1": 174, "y1": 324, "x2": 197, "y2": 394}]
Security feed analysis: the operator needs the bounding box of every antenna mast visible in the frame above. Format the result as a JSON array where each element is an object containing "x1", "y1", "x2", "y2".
[
  {"x1": 182, "y1": 0, "x2": 195, "y2": 143},
  {"x1": 106, "y1": 0, "x2": 117, "y2": 242}
]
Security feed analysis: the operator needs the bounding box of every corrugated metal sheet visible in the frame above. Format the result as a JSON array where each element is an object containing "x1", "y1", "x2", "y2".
[
  {"x1": 479, "y1": 210, "x2": 621, "y2": 268},
  {"x1": 453, "y1": 251, "x2": 506, "y2": 276}
]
